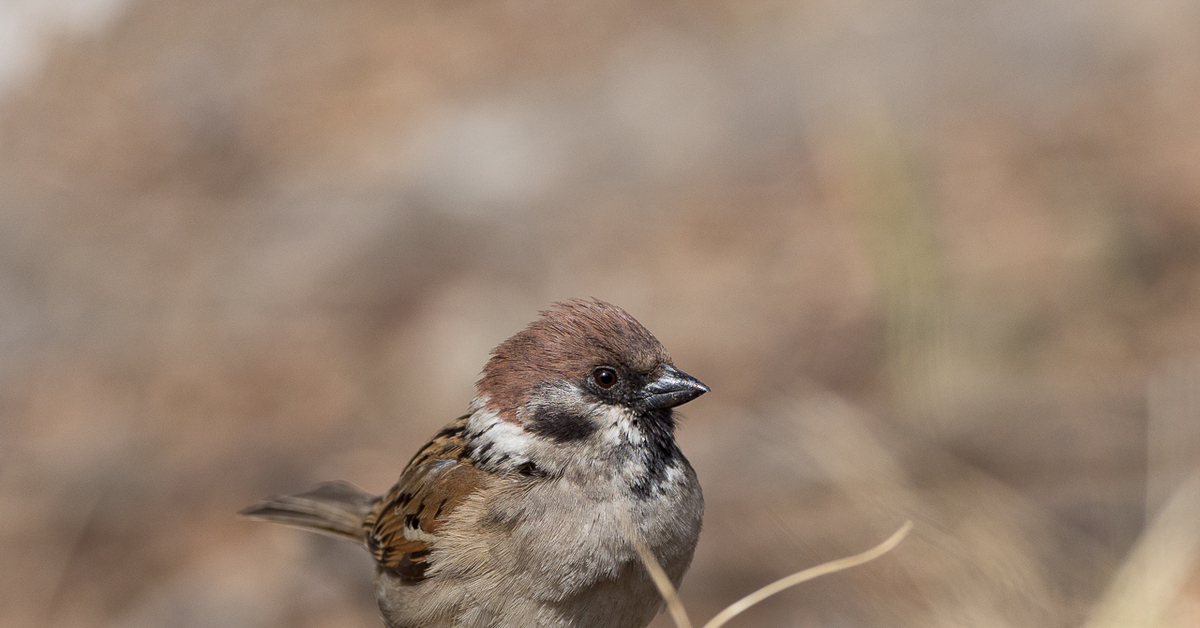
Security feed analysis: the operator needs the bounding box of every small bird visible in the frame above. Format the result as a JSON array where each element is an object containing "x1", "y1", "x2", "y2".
[{"x1": 241, "y1": 299, "x2": 708, "y2": 628}]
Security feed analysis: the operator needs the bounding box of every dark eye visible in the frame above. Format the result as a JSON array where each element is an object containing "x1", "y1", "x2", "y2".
[{"x1": 592, "y1": 366, "x2": 618, "y2": 389}]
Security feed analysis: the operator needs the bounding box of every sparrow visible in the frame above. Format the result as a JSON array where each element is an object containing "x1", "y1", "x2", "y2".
[{"x1": 240, "y1": 299, "x2": 708, "y2": 628}]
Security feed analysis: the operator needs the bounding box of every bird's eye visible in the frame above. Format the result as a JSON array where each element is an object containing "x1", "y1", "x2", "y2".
[{"x1": 592, "y1": 367, "x2": 618, "y2": 389}]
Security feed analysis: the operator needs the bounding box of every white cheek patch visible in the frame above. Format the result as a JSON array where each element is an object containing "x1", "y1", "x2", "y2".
[
  {"x1": 595, "y1": 404, "x2": 645, "y2": 447},
  {"x1": 464, "y1": 403, "x2": 532, "y2": 468}
]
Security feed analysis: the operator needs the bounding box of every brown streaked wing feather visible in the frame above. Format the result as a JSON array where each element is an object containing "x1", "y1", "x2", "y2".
[{"x1": 363, "y1": 415, "x2": 486, "y2": 581}]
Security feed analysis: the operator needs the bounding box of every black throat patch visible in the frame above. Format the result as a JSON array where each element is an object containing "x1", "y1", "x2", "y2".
[{"x1": 629, "y1": 408, "x2": 681, "y2": 498}]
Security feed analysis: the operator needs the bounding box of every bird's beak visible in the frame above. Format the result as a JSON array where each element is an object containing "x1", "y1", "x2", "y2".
[{"x1": 641, "y1": 365, "x2": 709, "y2": 410}]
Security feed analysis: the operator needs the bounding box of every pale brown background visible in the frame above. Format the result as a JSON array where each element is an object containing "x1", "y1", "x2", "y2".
[{"x1": 3, "y1": 1, "x2": 1200, "y2": 627}]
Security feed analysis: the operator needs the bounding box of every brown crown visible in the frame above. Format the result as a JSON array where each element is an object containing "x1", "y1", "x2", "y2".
[{"x1": 477, "y1": 299, "x2": 672, "y2": 420}]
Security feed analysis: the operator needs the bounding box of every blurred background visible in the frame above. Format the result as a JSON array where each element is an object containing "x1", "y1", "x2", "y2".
[{"x1": 3, "y1": 1, "x2": 1200, "y2": 627}]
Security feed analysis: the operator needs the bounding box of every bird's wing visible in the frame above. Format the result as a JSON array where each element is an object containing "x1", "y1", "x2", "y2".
[{"x1": 363, "y1": 414, "x2": 487, "y2": 582}]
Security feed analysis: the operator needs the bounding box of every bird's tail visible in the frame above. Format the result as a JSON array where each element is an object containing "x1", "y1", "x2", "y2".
[{"x1": 239, "y1": 481, "x2": 375, "y2": 543}]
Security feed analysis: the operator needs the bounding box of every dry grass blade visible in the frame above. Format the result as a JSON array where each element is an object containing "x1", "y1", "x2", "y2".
[
  {"x1": 1085, "y1": 470, "x2": 1200, "y2": 628},
  {"x1": 626, "y1": 516, "x2": 913, "y2": 628},
  {"x1": 702, "y1": 521, "x2": 913, "y2": 628},
  {"x1": 620, "y1": 512, "x2": 695, "y2": 628}
]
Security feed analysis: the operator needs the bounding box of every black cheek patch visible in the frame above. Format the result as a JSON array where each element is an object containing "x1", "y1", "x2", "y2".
[{"x1": 527, "y1": 406, "x2": 598, "y2": 443}]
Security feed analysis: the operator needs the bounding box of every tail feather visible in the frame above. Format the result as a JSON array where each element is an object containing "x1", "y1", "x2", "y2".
[{"x1": 240, "y1": 481, "x2": 376, "y2": 543}]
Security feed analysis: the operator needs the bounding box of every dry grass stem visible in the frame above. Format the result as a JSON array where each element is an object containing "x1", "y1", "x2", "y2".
[
  {"x1": 620, "y1": 513, "x2": 695, "y2": 628},
  {"x1": 628, "y1": 518, "x2": 914, "y2": 628},
  {"x1": 1085, "y1": 470, "x2": 1200, "y2": 628},
  {"x1": 702, "y1": 520, "x2": 913, "y2": 628}
]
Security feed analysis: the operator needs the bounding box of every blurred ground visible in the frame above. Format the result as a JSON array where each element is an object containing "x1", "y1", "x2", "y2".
[{"x1": 2, "y1": 1, "x2": 1200, "y2": 627}]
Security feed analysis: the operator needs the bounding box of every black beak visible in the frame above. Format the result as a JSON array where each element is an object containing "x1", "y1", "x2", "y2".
[{"x1": 641, "y1": 365, "x2": 709, "y2": 410}]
